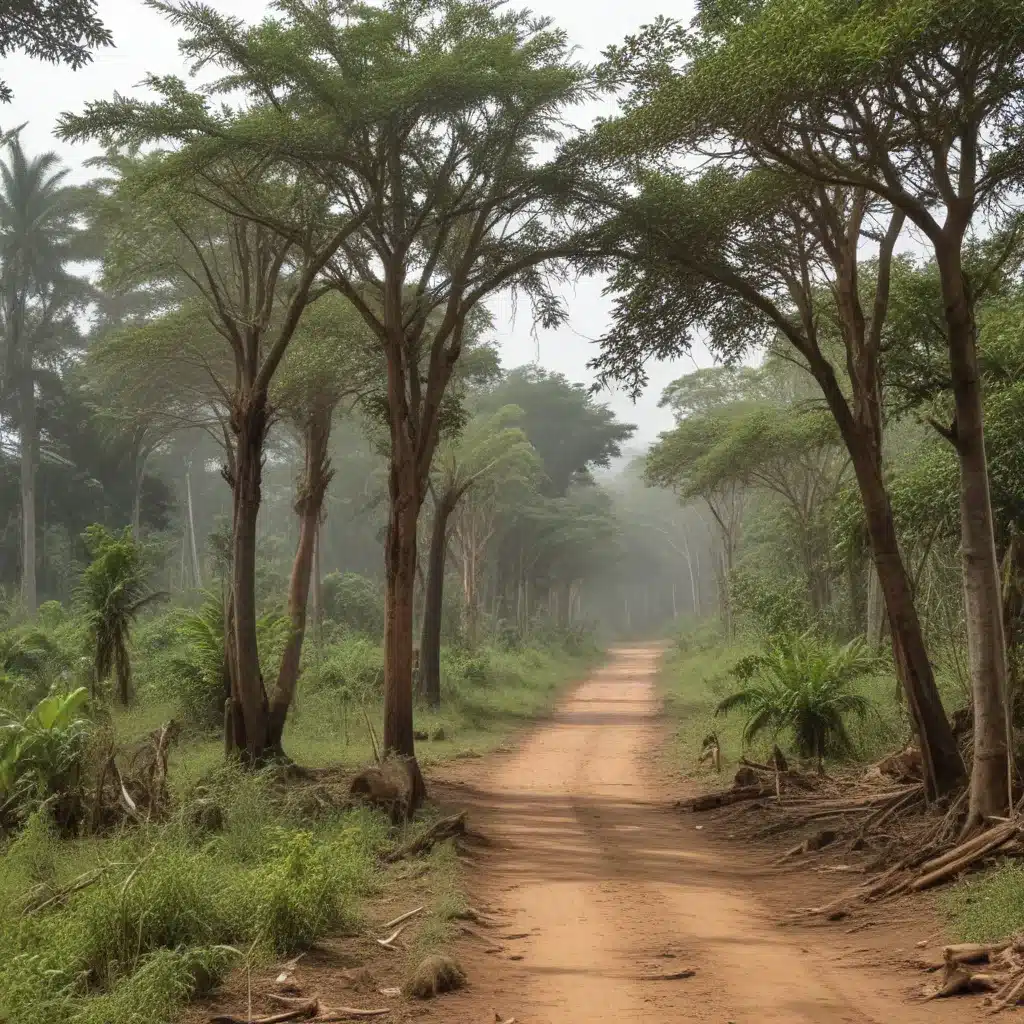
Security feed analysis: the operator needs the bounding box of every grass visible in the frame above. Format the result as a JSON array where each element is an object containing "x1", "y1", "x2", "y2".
[
  {"x1": 0, "y1": 626, "x2": 596, "y2": 1024},
  {"x1": 112, "y1": 638, "x2": 597, "y2": 790},
  {"x1": 942, "y1": 862, "x2": 1024, "y2": 944},
  {"x1": 0, "y1": 773, "x2": 390, "y2": 1024}
]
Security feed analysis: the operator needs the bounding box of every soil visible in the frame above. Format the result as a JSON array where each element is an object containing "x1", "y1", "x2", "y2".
[
  {"x1": 186, "y1": 645, "x2": 975, "y2": 1023},
  {"x1": 417, "y1": 644, "x2": 971, "y2": 1023}
]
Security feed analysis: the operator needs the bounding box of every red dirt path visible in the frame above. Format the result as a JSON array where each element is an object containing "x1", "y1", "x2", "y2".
[{"x1": 419, "y1": 644, "x2": 970, "y2": 1023}]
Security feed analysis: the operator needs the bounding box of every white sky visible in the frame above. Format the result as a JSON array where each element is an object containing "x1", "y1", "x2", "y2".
[{"x1": 0, "y1": 0, "x2": 712, "y2": 451}]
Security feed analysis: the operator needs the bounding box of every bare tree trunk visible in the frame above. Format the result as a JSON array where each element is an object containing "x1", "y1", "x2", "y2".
[
  {"x1": 832, "y1": 407, "x2": 965, "y2": 799},
  {"x1": 267, "y1": 408, "x2": 333, "y2": 753},
  {"x1": 941, "y1": 256, "x2": 1011, "y2": 827},
  {"x1": 866, "y1": 562, "x2": 885, "y2": 651},
  {"x1": 19, "y1": 372, "x2": 37, "y2": 612},
  {"x1": 185, "y1": 457, "x2": 202, "y2": 590},
  {"x1": 383, "y1": 452, "x2": 420, "y2": 757},
  {"x1": 310, "y1": 522, "x2": 322, "y2": 639},
  {"x1": 227, "y1": 396, "x2": 270, "y2": 763},
  {"x1": 420, "y1": 490, "x2": 453, "y2": 709}
]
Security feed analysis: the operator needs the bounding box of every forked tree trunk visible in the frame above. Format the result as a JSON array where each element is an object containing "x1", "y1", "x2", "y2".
[
  {"x1": 227, "y1": 395, "x2": 270, "y2": 763},
  {"x1": 940, "y1": 252, "x2": 1011, "y2": 827},
  {"x1": 420, "y1": 490, "x2": 454, "y2": 709},
  {"x1": 19, "y1": 372, "x2": 37, "y2": 613},
  {"x1": 267, "y1": 407, "x2": 334, "y2": 752}
]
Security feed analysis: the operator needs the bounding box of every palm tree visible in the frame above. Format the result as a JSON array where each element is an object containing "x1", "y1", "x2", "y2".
[
  {"x1": 77, "y1": 525, "x2": 160, "y2": 704},
  {"x1": 717, "y1": 632, "x2": 877, "y2": 767},
  {"x1": 0, "y1": 135, "x2": 88, "y2": 611}
]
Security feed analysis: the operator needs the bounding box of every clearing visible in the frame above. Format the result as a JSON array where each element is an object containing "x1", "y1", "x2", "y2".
[{"x1": 423, "y1": 644, "x2": 968, "y2": 1023}]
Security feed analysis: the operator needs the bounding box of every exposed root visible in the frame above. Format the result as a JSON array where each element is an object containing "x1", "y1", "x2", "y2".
[
  {"x1": 384, "y1": 812, "x2": 467, "y2": 862},
  {"x1": 211, "y1": 999, "x2": 319, "y2": 1024}
]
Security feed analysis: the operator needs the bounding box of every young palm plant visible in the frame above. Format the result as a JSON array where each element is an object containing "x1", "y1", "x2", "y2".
[
  {"x1": 717, "y1": 632, "x2": 877, "y2": 768},
  {"x1": 77, "y1": 525, "x2": 161, "y2": 704},
  {"x1": 173, "y1": 591, "x2": 291, "y2": 730}
]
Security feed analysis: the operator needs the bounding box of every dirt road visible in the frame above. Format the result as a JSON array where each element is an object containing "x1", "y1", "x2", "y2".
[{"x1": 432, "y1": 645, "x2": 967, "y2": 1023}]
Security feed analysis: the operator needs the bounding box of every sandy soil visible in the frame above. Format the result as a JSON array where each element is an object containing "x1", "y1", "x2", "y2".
[{"x1": 422, "y1": 644, "x2": 970, "y2": 1024}]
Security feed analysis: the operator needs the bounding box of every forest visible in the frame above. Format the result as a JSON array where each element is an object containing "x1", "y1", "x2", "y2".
[{"x1": 2, "y1": 0, "x2": 1024, "y2": 1021}]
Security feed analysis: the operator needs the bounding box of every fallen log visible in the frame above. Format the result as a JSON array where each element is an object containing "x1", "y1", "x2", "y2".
[
  {"x1": 910, "y1": 825, "x2": 1020, "y2": 892},
  {"x1": 384, "y1": 812, "x2": 467, "y2": 863},
  {"x1": 676, "y1": 786, "x2": 768, "y2": 812},
  {"x1": 917, "y1": 821, "x2": 1018, "y2": 877}
]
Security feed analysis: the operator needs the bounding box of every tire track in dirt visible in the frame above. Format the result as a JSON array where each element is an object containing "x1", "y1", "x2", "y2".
[{"x1": 427, "y1": 645, "x2": 966, "y2": 1023}]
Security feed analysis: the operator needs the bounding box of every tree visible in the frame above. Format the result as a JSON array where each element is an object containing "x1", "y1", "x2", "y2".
[
  {"x1": 648, "y1": 0, "x2": 1023, "y2": 826},
  {"x1": 74, "y1": 0, "x2": 588, "y2": 771},
  {"x1": 54, "y1": 146, "x2": 366, "y2": 763},
  {"x1": 65, "y1": 0, "x2": 589, "y2": 774},
  {"x1": 82, "y1": 302, "x2": 229, "y2": 537},
  {"x1": 0, "y1": 0, "x2": 111, "y2": 103},
  {"x1": 420, "y1": 405, "x2": 540, "y2": 700},
  {"x1": 0, "y1": 137, "x2": 89, "y2": 612},
  {"x1": 579, "y1": 19, "x2": 967, "y2": 799},
  {"x1": 484, "y1": 366, "x2": 636, "y2": 496},
  {"x1": 267, "y1": 295, "x2": 378, "y2": 749},
  {"x1": 77, "y1": 524, "x2": 157, "y2": 704},
  {"x1": 646, "y1": 406, "x2": 746, "y2": 633},
  {"x1": 651, "y1": 367, "x2": 847, "y2": 615}
]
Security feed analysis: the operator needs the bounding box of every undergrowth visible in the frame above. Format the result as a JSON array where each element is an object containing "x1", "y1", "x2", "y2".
[
  {"x1": 659, "y1": 623, "x2": 963, "y2": 783},
  {"x1": 0, "y1": 771, "x2": 388, "y2": 1024}
]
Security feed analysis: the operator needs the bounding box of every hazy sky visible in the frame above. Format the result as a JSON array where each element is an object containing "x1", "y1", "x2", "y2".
[{"x1": 1, "y1": 0, "x2": 711, "y2": 452}]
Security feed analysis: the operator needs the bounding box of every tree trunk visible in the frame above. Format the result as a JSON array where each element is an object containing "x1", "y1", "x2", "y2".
[
  {"x1": 131, "y1": 448, "x2": 147, "y2": 540},
  {"x1": 19, "y1": 371, "x2": 37, "y2": 612},
  {"x1": 227, "y1": 396, "x2": 270, "y2": 763},
  {"x1": 384, "y1": 453, "x2": 420, "y2": 758},
  {"x1": 941, "y1": 254, "x2": 1011, "y2": 827},
  {"x1": 185, "y1": 459, "x2": 202, "y2": 589},
  {"x1": 866, "y1": 562, "x2": 885, "y2": 652},
  {"x1": 310, "y1": 522, "x2": 322, "y2": 639},
  {"x1": 847, "y1": 432, "x2": 965, "y2": 799},
  {"x1": 420, "y1": 490, "x2": 453, "y2": 709},
  {"x1": 267, "y1": 408, "x2": 333, "y2": 753}
]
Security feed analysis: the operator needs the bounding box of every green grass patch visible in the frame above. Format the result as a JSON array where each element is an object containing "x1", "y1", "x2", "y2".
[{"x1": 942, "y1": 861, "x2": 1024, "y2": 944}]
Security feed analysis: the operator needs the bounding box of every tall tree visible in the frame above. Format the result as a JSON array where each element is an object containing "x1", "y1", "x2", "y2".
[
  {"x1": 577, "y1": 15, "x2": 968, "y2": 799},
  {"x1": 0, "y1": 138, "x2": 88, "y2": 611},
  {"x1": 72, "y1": 0, "x2": 591, "y2": 770},
  {"x1": 267, "y1": 295, "x2": 379, "y2": 749},
  {"x1": 54, "y1": 146, "x2": 365, "y2": 763},
  {"x1": 420, "y1": 404, "x2": 539, "y2": 702},
  {"x1": 659, "y1": 0, "x2": 1023, "y2": 826}
]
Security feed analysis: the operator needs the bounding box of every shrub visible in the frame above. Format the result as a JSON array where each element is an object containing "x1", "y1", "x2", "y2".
[
  {"x1": 729, "y1": 565, "x2": 810, "y2": 637},
  {"x1": 716, "y1": 631, "x2": 876, "y2": 764},
  {"x1": 0, "y1": 688, "x2": 92, "y2": 828},
  {"x1": 320, "y1": 573, "x2": 385, "y2": 636},
  {"x1": 167, "y1": 596, "x2": 291, "y2": 730}
]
